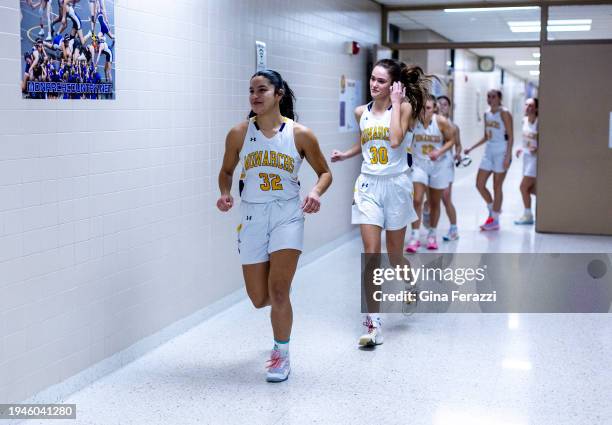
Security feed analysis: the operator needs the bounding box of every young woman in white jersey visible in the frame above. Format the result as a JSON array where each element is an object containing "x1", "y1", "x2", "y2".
[
  {"x1": 464, "y1": 89, "x2": 513, "y2": 231},
  {"x1": 405, "y1": 95, "x2": 456, "y2": 252},
  {"x1": 515, "y1": 97, "x2": 538, "y2": 225},
  {"x1": 217, "y1": 70, "x2": 332, "y2": 382},
  {"x1": 437, "y1": 95, "x2": 462, "y2": 241},
  {"x1": 330, "y1": 59, "x2": 431, "y2": 347}
]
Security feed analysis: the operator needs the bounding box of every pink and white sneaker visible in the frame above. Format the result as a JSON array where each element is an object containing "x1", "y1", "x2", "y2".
[
  {"x1": 266, "y1": 348, "x2": 290, "y2": 382},
  {"x1": 480, "y1": 217, "x2": 500, "y2": 231},
  {"x1": 405, "y1": 238, "x2": 420, "y2": 253},
  {"x1": 426, "y1": 235, "x2": 438, "y2": 250}
]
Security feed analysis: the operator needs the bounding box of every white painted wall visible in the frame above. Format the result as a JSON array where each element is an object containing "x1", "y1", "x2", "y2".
[{"x1": 0, "y1": 0, "x2": 379, "y2": 402}]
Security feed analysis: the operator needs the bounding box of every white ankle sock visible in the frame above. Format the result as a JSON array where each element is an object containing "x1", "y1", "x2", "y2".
[{"x1": 274, "y1": 339, "x2": 289, "y2": 353}]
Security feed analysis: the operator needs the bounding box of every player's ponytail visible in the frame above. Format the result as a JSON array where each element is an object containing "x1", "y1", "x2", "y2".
[
  {"x1": 248, "y1": 69, "x2": 297, "y2": 121},
  {"x1": 399, "y1": 63, "x2": 434, "y2": 120},
  {"x1": 373, "y1": 59, "x2": 434, "y2": 120},
  {"x1": 279, "y1": 80, "x2": 296, "y2": 121}
]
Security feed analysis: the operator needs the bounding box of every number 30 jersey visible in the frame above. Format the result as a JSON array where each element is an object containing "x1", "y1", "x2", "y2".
[
  {"x1": 359, "y1": 102, "x2": 409, "y2": 176},
  {"x1": 239, "y1": 116, "x2": 303, "y2": 203}
]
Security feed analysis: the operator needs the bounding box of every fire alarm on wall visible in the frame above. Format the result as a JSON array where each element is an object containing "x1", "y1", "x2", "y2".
[{"x1": 345, "y1": 41, "x2": 361, "y2": 55}]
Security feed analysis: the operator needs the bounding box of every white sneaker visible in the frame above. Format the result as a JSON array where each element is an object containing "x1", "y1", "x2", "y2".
[
  {"x1": 514, "y1": 214, "x2": 534, "y2": 225},
  {"x1": 266, "y1": 348, "x2": 290, "y2": 382},
  {"x1": 38, "y1": 27, "x2": 45, "y2": 36},
  {"x1": 443, "y1": 229, "x2": 459, "y2": 241},
  {"x1": 358, "y1": 315, "x2": 383, "y2": 346}
]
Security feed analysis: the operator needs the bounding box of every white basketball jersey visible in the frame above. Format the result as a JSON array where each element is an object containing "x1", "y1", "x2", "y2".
[
  {"x1": 239, "y1": 117, "x2": 302, "y2": 203},
  {"x1": 522, "y1": 116, "x2": 538, "y2": 154},
  {"x1": 359, "y1": 102, "x2": 409, "y2": 176},
  {"x1": 412, "y1": 115, "x2": 444, "y2": 161},
  {"x1": 484, "y1": 108, "x2": 508, "y2": 150}
]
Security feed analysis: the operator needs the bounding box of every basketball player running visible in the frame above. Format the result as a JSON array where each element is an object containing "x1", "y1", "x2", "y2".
[
  {"x1": 405, "y1": 95, "x2": 456, "y2": 252},
  {"x1": 515, "y1": 97, "x2": 538, "y2": 225},
  {"x1": 464, "y1": 89, "x2": 513, "y2": 231},
  {"x1": 437, "y1": 95, "x2": 462, "y2": 241},
  {"x1": 331, "y1": 59, "x2": 431, "y2": 347},
  {"x1": 217, "y1": 70, "x2": 332, "y2": 382}
]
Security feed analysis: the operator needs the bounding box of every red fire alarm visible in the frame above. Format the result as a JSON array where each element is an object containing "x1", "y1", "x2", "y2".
[{"x1": 345, "y1": 41, "x2": 361, "y2": 55}]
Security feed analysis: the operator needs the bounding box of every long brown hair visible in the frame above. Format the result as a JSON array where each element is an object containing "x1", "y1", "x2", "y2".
[{"x1": 373, "y1": 59, "x2": 434, "y2": 119}]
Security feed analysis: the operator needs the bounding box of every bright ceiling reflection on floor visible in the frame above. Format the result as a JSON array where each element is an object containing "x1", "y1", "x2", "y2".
[
  {"x1": 508, "y1": 313, "x2": 520, "y2": 330},
  {"x1": 502, "y1": 359, "x2": 533, "y2": 371}
]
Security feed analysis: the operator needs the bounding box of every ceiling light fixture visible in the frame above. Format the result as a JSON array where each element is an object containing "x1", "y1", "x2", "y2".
[
  {"x1": 516, "y1": 60, "x2": 540, "y2": 66},
  {"x1": 530, "y1": 70, "x2": 540, "y2": 76},
  {"x1": 445, "y1": 6, "x2": 538, "y2": 13},
  {"x1": 508, "y1": 19, "x2": 592, "y2": 33}
]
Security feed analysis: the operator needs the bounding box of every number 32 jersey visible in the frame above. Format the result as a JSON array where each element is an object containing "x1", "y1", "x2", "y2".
[
  {"x1": 239, "y1": 116, "x2": 303, "y2": 203},
  {"x1": 359, "y1": 102, "x2": 409, "y2": 176}
]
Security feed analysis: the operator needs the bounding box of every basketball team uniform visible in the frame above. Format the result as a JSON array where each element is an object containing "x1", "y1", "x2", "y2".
[
  {"x1": 522, "y1": 117, "x2": 538, "y2": 178},
  {"x1": 237, "y1": 117, "x2": 304, "y2": 265},
  {"x1": 352, "y1": 102, "x2": 417, "y2": 230},
  {"x1": 480, "y1": 108, "x2": 510, "y2": 173},
  {"x1": 411, "y1": 115, "x2": 451, "y2": 190}
]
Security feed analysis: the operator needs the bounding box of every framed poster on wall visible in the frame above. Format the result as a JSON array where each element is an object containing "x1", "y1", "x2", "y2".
[
  {"x1": 19, "y1": 0, "x2": 116, "y2": 99},
  {"x1": 339, "y1": 75, "x2": 361, "y2": 132}
]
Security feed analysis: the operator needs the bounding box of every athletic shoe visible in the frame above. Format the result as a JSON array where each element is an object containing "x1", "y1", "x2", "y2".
[
  {"x1": 38, "y1": 28, "x2": 45, "y2": 36},
  {"x1": 442, "y1": 230, "x2": 459, "y2": 241},
  {"x1": 426, "y1": 235, "x2": 438, "y2": 250},
  {"x1": 480, "y1": 217, "x2": 500, "y2": 231},
  {"x1": 405, "y1": 238, "x2": 420, "y2": 253},
  {"x1": 266, "y1": 349, "x2": 290, "y2": 382},
  {"x1": 45, "y1": 33, "x2": 52, "y2": 41},
  {"x1": 514, "y1": 215, "x2": 534, "y2": 225},
  {"x1": 358, "y1": 316, "x2": 383, "y2": 347},
  {"x1": 422, "y1": 209, "x2": 430, "y2": 229}
]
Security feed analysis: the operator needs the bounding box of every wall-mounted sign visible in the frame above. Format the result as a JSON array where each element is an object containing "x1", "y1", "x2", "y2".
[
  {"x1": 339, "y1": 75, "x2": 361, "y2": 132},
  {"x1": 20, "y1": 0, "x2": 116, "y2": 99},
  {"x1": 256, "y1": 41, "x2": 267, "y2": 71}
]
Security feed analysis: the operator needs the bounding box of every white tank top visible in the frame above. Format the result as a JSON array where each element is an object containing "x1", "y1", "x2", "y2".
[
  {"x1": 484, "y1": 108, "x2": 508, "y2": 151},
  {"x1": 359, "y1": 102, "x2": 409, "y2": 176},
  {"x1": 522, "y1": 116, "x2": 538, "y2": 156},
  {"x1": 239, "y1": 117, "x2": 303, "y2": 203},
  {"x1": 412, "y1": 114, "x2": 444, "y2": 162}
]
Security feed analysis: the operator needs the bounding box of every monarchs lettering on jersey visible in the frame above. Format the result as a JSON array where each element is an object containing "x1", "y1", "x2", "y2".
[
  {"x1": 414, "y1": 134, "x2": 442, "y2": 143},
  {"x1": 361, "y1": 125, "x2": 390, "y2": 145},
  {"x1": 486, "y1": 120, "x2": 501, "y2": 129},
  {"x1": 244, "y1": 150, "x2": 295, "y2": 174}
]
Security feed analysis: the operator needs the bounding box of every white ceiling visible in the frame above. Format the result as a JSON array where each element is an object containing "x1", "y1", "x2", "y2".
[
  {"x1": 386, "y1": 4, "x2": 612, "y2": 83},
  {"x1": 390, "y1": 8, "x2": 542, "y2": 42},
  {"x1": 379, "y1": 0, "x2": 576, "y2": 5}
]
